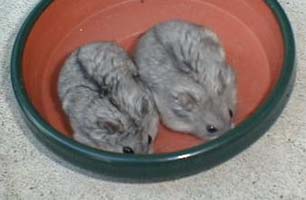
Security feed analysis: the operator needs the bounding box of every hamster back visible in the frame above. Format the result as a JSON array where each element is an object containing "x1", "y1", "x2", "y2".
[
  {"x1": 134, "y1": 20, "x2": 237, "y2": 140},
  {"x1": 58, "y1": 42, "x2": 159, "y2": 154}
]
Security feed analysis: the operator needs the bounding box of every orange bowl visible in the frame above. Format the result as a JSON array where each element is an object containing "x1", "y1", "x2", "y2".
[{"x1": 11, "y1": 0, "x2": 296, "y2": 181}]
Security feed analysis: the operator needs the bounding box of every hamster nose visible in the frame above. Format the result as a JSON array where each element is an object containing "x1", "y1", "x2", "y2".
[{"x1": 123, "y1": 147, "x2": 134, "y2": 154}]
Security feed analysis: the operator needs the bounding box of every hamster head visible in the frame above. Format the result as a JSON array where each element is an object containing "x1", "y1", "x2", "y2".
[
  {"x1": 156, "y1": 67, "x2": 237, "y2": 140},
  {"x1": 74, "y1": 94, "x2": 159, "y2": 154}
]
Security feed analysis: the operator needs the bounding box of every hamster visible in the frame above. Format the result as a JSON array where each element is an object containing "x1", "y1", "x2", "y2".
[
  {"x1": 134, "y1": 20, "x2": 237, "y2": 140},
  {"x1": 58, "y1": 42, "x2": 159, "y2": 154}
]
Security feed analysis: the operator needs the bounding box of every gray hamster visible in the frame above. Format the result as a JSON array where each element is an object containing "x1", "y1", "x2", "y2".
[
  {"x1": 134, "y1": 20, "x2": 237, "y2": 140},
  {"x1": 58, "y1": 42, "x2": 159, "y2": 154}
]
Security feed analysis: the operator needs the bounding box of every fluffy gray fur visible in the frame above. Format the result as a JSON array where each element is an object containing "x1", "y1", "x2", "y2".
[
  {"x1": 58, "y1": 42, "x2": 159, "y2": 154},
  {"x1": 134, "y1": 20, "x2": 237, "y2": 140}
]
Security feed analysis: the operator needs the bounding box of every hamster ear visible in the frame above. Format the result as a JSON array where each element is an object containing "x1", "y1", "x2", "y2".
[
  {"x1": 97, "y1": 121, "x2": 121, "y2": 134},
  {"x1": 175, "y1": 92, "x2": 197, "y2": 111},
  {"x1": 217, "y1": 65, "x2": 236, "y2": 95},
  {"x1": 141, "y1": 97, "x2": 149, "y2": 115},
  {"x1": 136, "y1": 96, "x2": 150, "y2": 116},
  {"x1": 217, "y1": 65, "x2": 237, "y2": 110},
  {"x1": 177, "y1": 61, "x2": 193, "y2": 73}
]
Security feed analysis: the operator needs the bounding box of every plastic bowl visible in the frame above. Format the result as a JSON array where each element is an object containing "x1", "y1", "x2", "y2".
[{"x1": 11, "y1": 0, "x2": 296, "y2": 181}]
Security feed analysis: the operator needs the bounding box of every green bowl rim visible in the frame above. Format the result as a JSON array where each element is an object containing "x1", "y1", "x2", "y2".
[{"x1": 11, "y1": 0, "x2": 296, "y2": 165}]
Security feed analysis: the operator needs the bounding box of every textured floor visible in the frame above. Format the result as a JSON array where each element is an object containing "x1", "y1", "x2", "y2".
[{"x1": 0, "y1": 0, "x2": 306, "y2": 199}]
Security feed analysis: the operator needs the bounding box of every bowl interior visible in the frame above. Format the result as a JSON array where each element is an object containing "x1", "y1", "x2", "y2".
[{"x1": 22, "y1": 0, "x2": 284, "y2": 154}]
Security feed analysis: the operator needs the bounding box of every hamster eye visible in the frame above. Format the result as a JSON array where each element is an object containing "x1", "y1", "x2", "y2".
[
  {"x1": 229, "y1": 109, "x2": 233, "y2": 118},
  {"x1": 207, "y1": 125, "x2": 218, "y2": 134},
  {"x1": 148, "y1": 135, "x2": 152, "y2": 144},
  {"x1": 123, "y1": 146, "x2": 134, "y2": 154}
]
